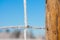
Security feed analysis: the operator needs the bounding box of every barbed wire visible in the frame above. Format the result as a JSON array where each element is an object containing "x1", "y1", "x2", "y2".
[{"x1": 0, "y1": 26, "x2": 46, "y2": 30}]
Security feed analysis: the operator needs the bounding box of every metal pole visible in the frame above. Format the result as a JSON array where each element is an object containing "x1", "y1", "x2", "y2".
[{"x1": 24, "y1": 0, "x2": 28, "y2": 40}]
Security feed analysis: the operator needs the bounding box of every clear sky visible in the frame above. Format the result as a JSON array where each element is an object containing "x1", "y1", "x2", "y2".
[
  {"x1": 0, "y1": 0, "x2": 45, "y2": 27},
  {"x1": 0, "y1": 0, "x2": 45, "y2": 36}
]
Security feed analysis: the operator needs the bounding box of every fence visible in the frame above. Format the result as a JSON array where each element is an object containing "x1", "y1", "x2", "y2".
[
  {"x1": 0, "y1": 0, "x2": 45, "y2": 40},
  {"x1": 0, "y1": 26, "x2": 45, "y2": 40}
]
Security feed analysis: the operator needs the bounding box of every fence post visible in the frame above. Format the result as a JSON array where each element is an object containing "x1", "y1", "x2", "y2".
[{"x1": 46, "y1": 0, "x2": 58, "y2": 40}]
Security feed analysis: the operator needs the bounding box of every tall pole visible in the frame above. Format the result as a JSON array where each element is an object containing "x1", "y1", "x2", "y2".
[{"x1": 24, "y1": 0, "x2": 28, "y2": 40}]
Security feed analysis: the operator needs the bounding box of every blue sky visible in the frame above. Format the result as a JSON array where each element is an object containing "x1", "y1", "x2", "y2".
[
  {"x1": 0, "y1": 0, "x2": 45, "y2": 36},
  {"x1": 0, "y1": 0, "x2": 45, "y2": 27}
]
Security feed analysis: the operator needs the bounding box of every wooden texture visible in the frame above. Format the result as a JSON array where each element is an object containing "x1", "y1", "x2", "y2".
[
  {"x1": 46, "y1": 0, "x2": 59, "y2": 40},
  {"x1": 57, "y1": 0, "x2": 60, "y2": 40}
]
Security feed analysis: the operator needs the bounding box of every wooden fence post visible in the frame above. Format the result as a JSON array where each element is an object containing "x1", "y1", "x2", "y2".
[{"x1": 46, "y1": 0, "x2": 59, "y2": 40}]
